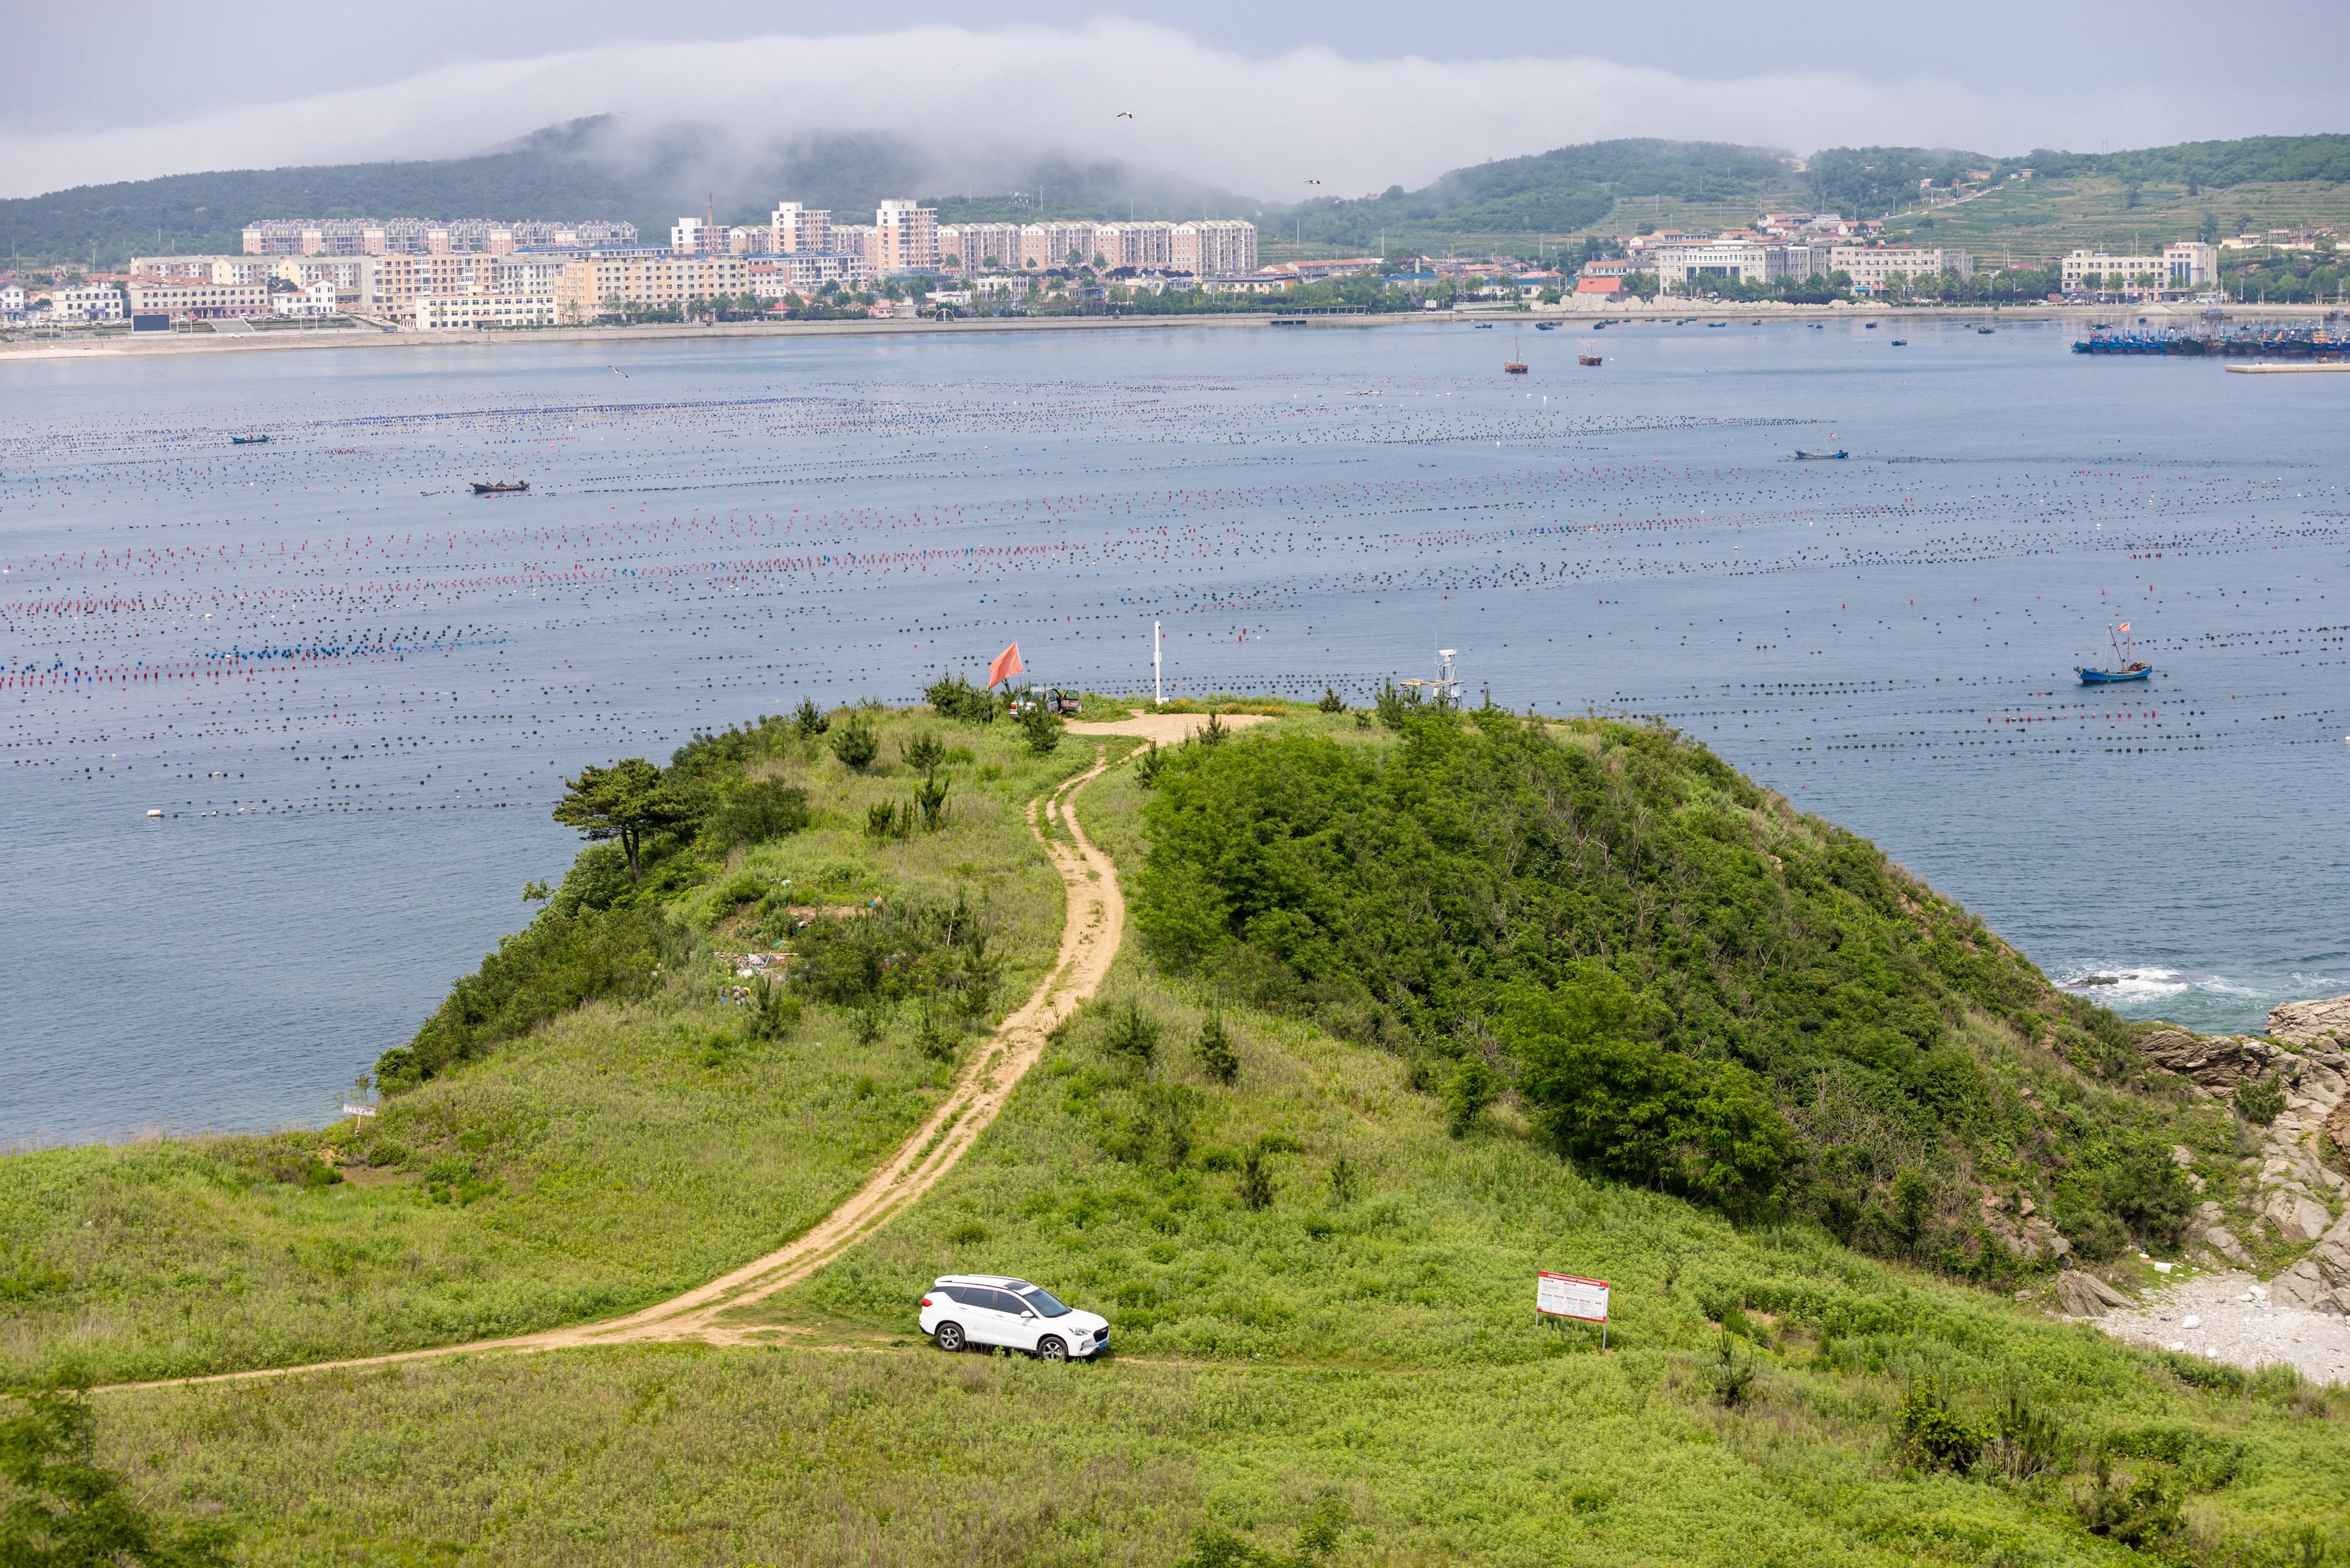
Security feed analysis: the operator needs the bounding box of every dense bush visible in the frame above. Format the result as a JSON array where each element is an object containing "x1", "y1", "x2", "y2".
[
  {"x1": 704, "y1": 777, "x2": 810, "y2": 850},
  {"x1": 1131, "y1": 711, "x2": 2169, "y2": 1251},
  {"x1": 377, "y1": 904, "x2": 680, "y2": 1089}
]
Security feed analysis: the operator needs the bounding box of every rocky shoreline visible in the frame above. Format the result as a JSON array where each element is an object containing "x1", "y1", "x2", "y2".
[{"x1": 2087, "y1": 994, "x2": 2350, "y2": 1380}]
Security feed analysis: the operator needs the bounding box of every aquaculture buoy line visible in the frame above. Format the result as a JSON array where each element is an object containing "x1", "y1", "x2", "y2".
[{"x1": 6, "y1": 334, "x2": 2349, "y2": 1140}]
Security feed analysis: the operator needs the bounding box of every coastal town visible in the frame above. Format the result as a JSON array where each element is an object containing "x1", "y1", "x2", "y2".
[{"x1": 0, "y1": 191, "x2": 2302, "y2": 337}]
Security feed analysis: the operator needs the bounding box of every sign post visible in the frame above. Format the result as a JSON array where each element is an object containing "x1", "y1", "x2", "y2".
[{"x1": 1537, "y1": 1272, "x2": 1610, "y2": 1349}]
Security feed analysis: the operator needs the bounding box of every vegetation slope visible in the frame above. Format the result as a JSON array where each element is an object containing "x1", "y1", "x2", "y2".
[
  {"x1": 0, "y1": 706, "x2": 1082, "y2": 1385},
  {"x1": 6, "y1": 700, "x2": 2343, "y2": 1568}
]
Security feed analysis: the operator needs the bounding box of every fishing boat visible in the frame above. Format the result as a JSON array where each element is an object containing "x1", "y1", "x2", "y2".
[
  {"x1": 1978, "y1": 327, "x2": 1996, "y2": 335},
  {"x1": 1793, "y1": 448, "x2": 1848, "y2": 460},
  {"x1": 471, "y1": 480, "x2": 529, "y2": 495},
  {"x1": 1475, "y1": 322, "x2": 1494, "y2": 329},
  {"x1": 1578, "y1": 353, "x2": 1603, "y2": 367},
  {"x1": 1535, "y1": 322, "x2": 1556, "y2": 330},
  {"x1": 2078, "y1": 622, "x2": 2153, "y2": 683},
  {"x1": 1864, "y1": 322, "x2": 1879, "y2": 330},
  {"x1": 1503, "y1": 360, "x2": 1529, "y2": 374},
  {"x1": 230, "y1": 434, "x2": 270, "y2": 445},
  {"x1": 1890, "y1": 338, "x2": 1908, "y2": 346}
]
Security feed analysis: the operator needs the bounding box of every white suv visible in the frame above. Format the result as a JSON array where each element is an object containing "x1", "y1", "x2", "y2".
[{"x1": 918, "y1": 1274, "x2": 1110, "y2": 1361}]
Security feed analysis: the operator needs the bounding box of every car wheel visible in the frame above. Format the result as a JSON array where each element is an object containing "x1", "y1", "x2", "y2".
[
  {"x1": 935, "y1": 1322, "x2": 966, "y2": 1353},
  {"x1": 1036, "y1": 1336, "x2": 1067, "y2": 1362}
]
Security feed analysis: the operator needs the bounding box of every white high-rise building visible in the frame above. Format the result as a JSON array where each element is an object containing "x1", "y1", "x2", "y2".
[
  {"x1": 875, "y1": 200, "x2": 940, "y2": 272},
  {"x1": 771, "y1": 203, "x2": 831, "y2": 255}
]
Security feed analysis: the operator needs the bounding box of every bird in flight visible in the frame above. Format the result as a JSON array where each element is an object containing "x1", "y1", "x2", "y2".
[
  {"x1": 1304, "y1": 179, "x2": 1322, "y2": 185},
  {"x1": 610, "y1": 366, "x2": 629, "y2": 377},
  {"x1": 1115, "y1": 111, "x2": 1133, "y2": 119}
]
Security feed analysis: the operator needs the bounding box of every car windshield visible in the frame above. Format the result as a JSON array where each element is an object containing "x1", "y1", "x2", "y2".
[{"x1": 1016, "y1": 1286, "x2": 1072, "y2": 1317}]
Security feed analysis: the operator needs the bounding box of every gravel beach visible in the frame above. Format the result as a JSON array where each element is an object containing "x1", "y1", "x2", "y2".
[{"x1": 2102, "y1": 1269, "x2": 2350, "y2": 1385}]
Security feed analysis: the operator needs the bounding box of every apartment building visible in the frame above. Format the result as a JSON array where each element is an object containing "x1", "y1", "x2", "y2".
[
  {"x1": 38, "y1": 283, "x2": 126, "y2": 322},
  {"x1": 1826, "y1": 245, "x2": 1975, "y2": 292},
  {"x1": 131, "y1": 255, "x2": 275, "y2": 287},
  {"x1": 771, "y1": 203, "x2": 831, "y2": 255},
  {"x1": 749, "y1": 253, "x2": 870, "y2": 295},
  {"x1": 875, "y1": 200, "x2": 939, "y2": 272},
  {"x1": 1093, "y1": 221, "x2": 1178, "y2": 270},
  {"x1": 1016, "y1": 222, "x2": 1093, "y2": 268},
  {"x1": 670, "y1": 217, "x2": 711, "y2": 255},
  {"x1": 829, "y1": 225, "x2": 878, "y2": 269},
  {"x1": 554, "y1": 253, "x2": 758, "y2": 321},
  {"x1": 121, "y1": 277, "x2": 263, "y2": 319},
  {"x1": 242, "y1": 218, "x2": 636, "y2": 256},
  {"x1": 939, "y1": 223, "x2": 1023, "y2": 272},
  {"x1": 2060, "y1": 243, "x2": 2217, "y2": 293},
  {"x1": 1173, "y1": 220, "x2": 1256, "y2": 277},
  {"x1": 412, "y1": 291, "x2": 561, "y2": 330}
]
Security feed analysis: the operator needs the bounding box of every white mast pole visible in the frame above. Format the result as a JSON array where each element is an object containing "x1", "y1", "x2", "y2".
[{"x1": 1153, "y1": 620, "x2": 1163, "y2": 707}]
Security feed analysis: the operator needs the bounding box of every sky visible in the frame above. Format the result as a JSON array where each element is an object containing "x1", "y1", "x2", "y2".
[{"x1": 7, "y1": 2, "x2": 2345, "y2": 200}]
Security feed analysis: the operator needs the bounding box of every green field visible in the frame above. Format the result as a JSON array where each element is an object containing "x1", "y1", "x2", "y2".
[{"x1": 8, "y1": 701, "x2": 2347, "y2": 1566}]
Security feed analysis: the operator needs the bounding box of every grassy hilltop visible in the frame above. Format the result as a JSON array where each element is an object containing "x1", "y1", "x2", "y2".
[{"x1": 3, "y1": 696, "x2": 2345, "y2": 1566}]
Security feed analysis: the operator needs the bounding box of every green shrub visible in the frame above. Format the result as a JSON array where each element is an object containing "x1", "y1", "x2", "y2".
[
  {"x1": 923, "y1": 674, "x2": 997, "y2": 723},
  {"x1": 914, "y1": 772, "x2": 951, "y2": 832},
  {"x1": 1894, "y1": 1383, "x2": 1984, "y2": 1473},
  {"x1": 706, "y1": 777, "x2": 810, "y2": 849},
  {"x1": 2236, "y1": 1076, "x2": 2287, "y2": 1126},
  {"x1": 1237, "y1": 1148, "x2": 1276, "y2": 1211},
  {"x1": 900, "y1": 730, "x2": 947, "y2": 772},
  {"x1": 830, "y1": 713, "x2": 880, "y2": 770},
  {"x1": 1020, "y1": 700, "x2": 1063, "y2": 755},
  {"x1": 1195, "y1": 1014, "x2": 1240, "y2": 1084},
  {"x1": 1445, "y1": 1056, "x2": 1500, "y2": 1136},
  {"x1": 1102, "y1": 1002, "x2": 1161, "y2": 1065},
  {"x1": 792, "y1": 697, "x2": 828, "y2": 736},
  {"x1": 2076, "y1": 1454, "x2": 2182, "y2": 1549},
  {"x1": 1317, "y1": 685, "x2": 1346, "y2": 713},
  {"x1": 1710, "y1": 1331, "x2": 1757, "y2": 1409}
]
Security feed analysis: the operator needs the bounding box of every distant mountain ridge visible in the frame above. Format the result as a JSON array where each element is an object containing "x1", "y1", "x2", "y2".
[{"x1": 4, "y1": 126, "x2": 2347, "y2": 268}]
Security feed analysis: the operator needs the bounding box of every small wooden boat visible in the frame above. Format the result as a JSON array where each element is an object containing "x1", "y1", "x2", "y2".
[
  {"x1": 1535, "y1": 322, "x2": 1556, "y2": 330},
  {"x1": 1503, "y1": 361, "x2": 1529, "y2": 374},
  {"x1": 1578, "y1": 353, "x2": 1603, "y2": 366},
  {"x1": 230, "y1": 435, "x2": 270, "y2": 445},
  {"x1": 1793, "y1": 449, "x2": 1848, "y2": 460},
  {"x1": 1890, "y1": 338, "x2": 1908, "y2": 346},
  {"x1": 471, "y1": 480, "x2": 529, "y2": 495}
]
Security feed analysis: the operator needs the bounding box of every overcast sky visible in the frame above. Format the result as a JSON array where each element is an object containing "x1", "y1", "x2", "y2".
[{"x1": 7, "y1": 2, "x2": 2344, "y2": 199}]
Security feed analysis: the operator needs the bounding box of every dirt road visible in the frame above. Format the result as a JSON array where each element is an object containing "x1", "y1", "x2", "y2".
[{"x1": 112, "y1": 744, "x2": 1129, "y2": 1392}]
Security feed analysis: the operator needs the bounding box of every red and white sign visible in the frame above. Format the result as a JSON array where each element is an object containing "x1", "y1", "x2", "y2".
[{"x1": 1537, "y1": 1272, "x2": 1610, "y2": 1322}]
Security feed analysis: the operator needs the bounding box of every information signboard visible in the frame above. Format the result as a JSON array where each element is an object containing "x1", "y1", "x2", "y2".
[{"x1": 1536, "y1": 1272, "x2": 1610, "y2": 1323}]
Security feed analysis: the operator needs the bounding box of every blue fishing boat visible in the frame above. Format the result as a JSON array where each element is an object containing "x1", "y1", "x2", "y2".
[
  {"x1": 2078, "y1": 623, "x2": 2152, "y2": 683},
  {"x1": 1793, "y1": 448, "x2": 1848, "y2": 460},
  {"x1": 230, "y1": 434, "x2": 270, "y2": 445}
]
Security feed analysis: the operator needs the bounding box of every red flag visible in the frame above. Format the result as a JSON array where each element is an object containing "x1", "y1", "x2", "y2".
[
  {"x1": 987, "y1": 642, "x2": 1024, "y2": 688},
  {"x1": 2117, "y1": 622, "x2": 2130, "y2": 633}
]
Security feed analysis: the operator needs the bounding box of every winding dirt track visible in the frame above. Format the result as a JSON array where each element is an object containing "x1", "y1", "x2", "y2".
[{"x1": 112, "y1": 745, "x2": 1127, "y2": 1392}]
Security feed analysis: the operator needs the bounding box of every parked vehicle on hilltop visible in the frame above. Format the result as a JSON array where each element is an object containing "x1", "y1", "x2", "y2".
[{"x1": 919, "y1": 1274, "x2": 1110, "y2": 1360}]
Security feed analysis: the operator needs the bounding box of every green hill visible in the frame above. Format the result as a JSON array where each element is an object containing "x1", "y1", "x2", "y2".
[{"x1": 4, "y1": 699, "x2": 2345, "y2": 1565}]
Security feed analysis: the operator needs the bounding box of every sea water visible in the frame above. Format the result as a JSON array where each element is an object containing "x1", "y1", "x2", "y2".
[{"x1": 2, "y1": 318, "x2": 2343, "y2": 1144}]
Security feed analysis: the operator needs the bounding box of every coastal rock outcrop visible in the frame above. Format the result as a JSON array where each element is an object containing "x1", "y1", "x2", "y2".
[
  {"x1": 2054, "y1": 1270, "x2": 2130, "y2": 1317},
  {"x1": 2273, "y1": 1219, "x2": 2350, "y2": 1315},
  {"x1": 2269, "y1": 994, "x2": 2350, "y2": 1052},
  {"x1": 2137, "y1": 997, "x2": 2350, "y2": 1274},
  {"x1": 2133, "y1": 1027, "x2": 2281, "y2": 1091}
]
